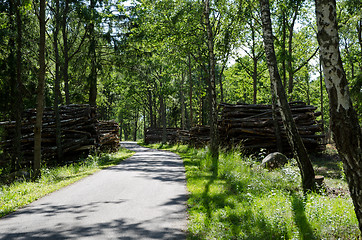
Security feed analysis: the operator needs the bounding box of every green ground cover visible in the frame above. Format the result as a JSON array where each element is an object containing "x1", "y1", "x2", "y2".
[
  {"x1": 0, "y1": 148, "x2": 134, "y2": 218},
  {"x1": 143, "y1": 143, "x2": 360, "y2": 239}
]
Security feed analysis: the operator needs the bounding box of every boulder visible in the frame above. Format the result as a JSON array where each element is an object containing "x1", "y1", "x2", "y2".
[
  {"x1": 261, "y1": 152, "x2": 288, "y2": 170},
  {"x1": 1, "y1": 169, "x2": 31, "y2": 183}
]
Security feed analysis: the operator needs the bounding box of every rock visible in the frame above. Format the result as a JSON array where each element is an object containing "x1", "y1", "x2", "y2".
[
  {"x1": 315, "y1": 175, "x2": 326, "y2": 192},
  {"x1": 5, "y1": 169, "x2": 31, "y2": 182},
  {"x1": 261, "y1": 152, "x2": 288, "y2": 170}
]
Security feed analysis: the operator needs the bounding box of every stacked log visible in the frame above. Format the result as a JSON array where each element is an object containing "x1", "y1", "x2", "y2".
[
  {"x1": 177, "y1": 129, "x2": 191, "y2": 144},
  {"x1": 180, "y1": 125, "x2": 227, "y2": 147},
  {"x1": 220, "y1": 101, "x2": 324, "y2": 153},
  {"x1": 144, "y1": 128, "x2": 179, "y2": 144},
  {"x1": 97, "y1": 120, "x2": 120, "y2": 152},
  {"x1": 145, "y1": 102, "x2": 324, "y2": 154},
  {"x1": 189, "y1": 125, "x2": 210, "y2": 146},
  {"x1": 0, "y1": 104, "x2": 121, "y2": 167}
]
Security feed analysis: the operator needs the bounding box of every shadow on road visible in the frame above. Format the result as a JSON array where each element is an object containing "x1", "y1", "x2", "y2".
[
  {"x1": 117, "y1": 142, "x2": 187, "y2": 184},
  {"x1": 1, "y1": 207, "x2": 185, "y2": 239},
  {"x1": 0, "y1": 142, "x2": 187, "y2": 240}
]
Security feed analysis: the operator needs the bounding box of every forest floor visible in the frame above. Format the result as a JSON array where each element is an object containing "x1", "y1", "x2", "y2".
[{"x1": 311, "y1": 144, "x2": 349, "y2": 196}]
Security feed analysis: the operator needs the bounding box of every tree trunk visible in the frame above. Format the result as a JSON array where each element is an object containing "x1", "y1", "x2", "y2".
[
  {"x1": 319, "y1": 59, "x2": 325, "y2": 143},
  {"x1": 306, "y1": 74, "x2": 311, "y2": 105},
  {"x1": 188, "y1": 55, "x2": 193, "y2": 128},
  {"x1": 358, "y1": 19, "x2": 362, "y2": 72},
  {"x1": 15, "y1": 0, "x2": 23, "y2": 167},
  {"x1": 154, "y1": 95, "x2": 159, "y2": 128},
  {"x1": 143, "y1": 109, "x2": 146, "y2": 143},
  {"x1": 8, "y1": 0, "x2": 22, "y2": 171},
  {"x1": 8, "y1": 0, "x2": 17, "y2": 170},
  {"x1": 119, "y1": 117, "x2": 123, "y2": 141},
  {"x1": 252, "y1": 59, "x2": 258, "y2": 104},
  {"x1": 287, "y1": 4, "x2": 299, "y2": 98},
  {"x1": 53, "y1": 0, "x2": 63, "y2": 161},
  {"x1": 204, "y1": 0, "x2": 219, "y2": 177},
  {"x1": 124, "y1": 123, "x2": 129, "y2": 140},
  {"x1": 281, "y1": 11, "x2": 287, "y2": 88},
  {"x1": 316, "y1": 0, "x2": 362, "y2": 232},
  {"x1": 287, "y1": 31, "x2": 294, "y2": 97},
  {"x1": 200, "y1": 95, "x2": 204, "y2": 125},
  {"x1": 88, "y1": 0, "x2": 97, "y2": 106},
  {"x1": 251, "y1": 23, "x2": 258, "y2": 104},
  {"x1": 185, "y1": 99, "x2": 189, "y2": 129},
  {"x1": 160, "y1": 92, "x2": 166, "y2": 144},
  {"x1": 133, "y1": 109, "x2": 138, "y2": 141},
  {"x1": 260, "y1": 0, "x2": 315, "y2": 192},
  {"x1": 62, "y1": 0, "x2": 70, "y2": 104},
  {"x1": 181, "y1": 73, "x2": 186, "y2": 130},
  {"x1": 34, "y1": 0, "x2": 46, "y2": 179},
  {"x1": 148, "y1": 88, "x2": 154, "y2": 128},
  {"x1": 218, "y1": 59, "x2": 228, "y2": 104},
  {"x1": 219, "y1": 73, "x2": 224, "y2": 104},
  {"x1": 271, "y1": 85, "x2": 283, "y2": 152}
]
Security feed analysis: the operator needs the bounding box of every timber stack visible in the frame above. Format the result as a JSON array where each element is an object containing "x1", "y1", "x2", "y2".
[
  {"x1": 144, "y1": 127, "x2": 179, "y2": 144},
  {"x1": 189, "y1": 125, "x2": 210, "y2": 146},
  {"x1": 182, "y1": 125, "x2": 227, "y2": 147},
  {"x1": 0, "y1": 104, "x2": 120, "y2": 168},
  {"x1": 97, "y1": 120, "x2": 120, "y2": 152},
  {"x1": 177, "y1": 129, "x2": 191, "y2": 144},
  {"x1": 219, "y1": 101, "x2": 324, "y2": 153}
]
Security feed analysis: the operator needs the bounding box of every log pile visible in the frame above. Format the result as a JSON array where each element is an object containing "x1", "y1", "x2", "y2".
[
  {"x1": 97, "y1": 120, "x2": 120, "y2": 152},
  {"x1": 144, "y1": 128, "x2": 179, "y2": 144},
  {"x1": 0, "y1": 104, "x2": 121, "y2": 167},
  {"x1": 177, "y1": 129, "x2": 191, "y2": 144},
  {"x1": 189, "y1": 125, "x2": 210, "y2": 146},
  {"x1": 219, "y1": 101, "x2": 324, "y2": 153},
  {"x1": 146, "y1": 127, "x2": 210, "y2": 146},
  {"x1": 142, "y1": 102, "x2": 324, "y2": 154},
  {"x1": 178, "y1": 125, "x2": 227, "y2": 147}
]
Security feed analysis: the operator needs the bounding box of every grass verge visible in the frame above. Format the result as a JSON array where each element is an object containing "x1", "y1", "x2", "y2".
[
  {"x1": 142, "y1": 142, "x2": 360, "y2": 239},
  {"x1": 0, "y1": 147, "x2": 134, "y2": 218}
]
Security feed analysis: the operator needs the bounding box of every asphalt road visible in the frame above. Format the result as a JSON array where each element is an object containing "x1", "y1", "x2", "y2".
[{"x1": 0, "y1": 142, "x2": 188, "y2": 239}]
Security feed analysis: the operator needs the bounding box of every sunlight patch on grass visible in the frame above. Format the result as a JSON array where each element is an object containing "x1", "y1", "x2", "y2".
[
  {"x1": 306, "y1": 194, "x2": 358, "y2": 239},
  {"x1": 143, "y1": 143, "x2": 360, "y2": 239}
]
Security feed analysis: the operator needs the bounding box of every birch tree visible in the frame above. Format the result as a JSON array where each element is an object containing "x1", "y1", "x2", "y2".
[
  {"x1": 315, "y1": 0, "x2": 362, "y2": 232},
  {"x1": 204, "y1": 0, "x2": 219, "y2": 176},
  {"x1": 259, "y1": 0, "x2": 315, "y2": 192}
]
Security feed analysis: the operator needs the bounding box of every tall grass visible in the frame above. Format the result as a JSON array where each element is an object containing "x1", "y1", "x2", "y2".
[
  {"x1": 147, "y1": 143, "x2": 360, "y2": 239},
  {"x1": 0, "y1": 148, "x2": 134, "y2": 218}
]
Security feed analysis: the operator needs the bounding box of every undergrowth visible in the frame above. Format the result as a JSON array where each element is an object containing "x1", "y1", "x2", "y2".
[
  {"x1": 0, "y1": 148, "x2": 134, "y2": 218},
  {"x1": 143, "y1": 142, "x2": 360, "y2": 239}
]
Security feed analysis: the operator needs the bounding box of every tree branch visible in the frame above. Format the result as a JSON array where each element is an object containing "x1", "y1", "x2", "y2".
[{"x1": 293, "y1": 47, "x2": 319, "y2": 74}]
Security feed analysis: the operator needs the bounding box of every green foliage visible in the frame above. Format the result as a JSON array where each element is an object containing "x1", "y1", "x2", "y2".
[
  {"x1": 224, "y1": 61, "x2": 270, "y2": 104},
  {"x1": 305, "y1": 194, "x2": 357, "y2": 239}
]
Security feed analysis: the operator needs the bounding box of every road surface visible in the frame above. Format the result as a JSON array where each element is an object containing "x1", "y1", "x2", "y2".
[{"x1": 0, "y1": 142, "x2": 187, "y2": 239}]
